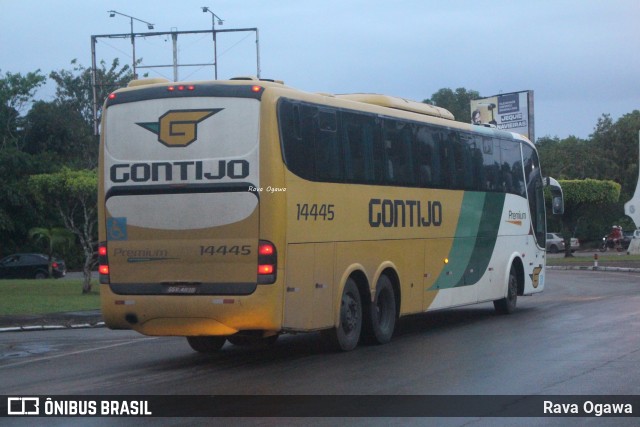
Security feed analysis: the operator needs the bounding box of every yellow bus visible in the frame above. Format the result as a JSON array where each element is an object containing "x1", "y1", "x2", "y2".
[{"x1": 98, "y1": 77, "x2": 563, "y2": 352}]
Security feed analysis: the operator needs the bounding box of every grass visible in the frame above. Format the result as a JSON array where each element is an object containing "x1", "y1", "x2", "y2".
[
  {"x1": 547, "y1": 253, "x2": 640, "y2": 268},
  {"x1": 0, "y1": 278, "x2": 100, "y2": 316}
]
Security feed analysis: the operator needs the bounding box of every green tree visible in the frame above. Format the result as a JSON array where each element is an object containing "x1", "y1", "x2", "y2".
[
  {"x1": 591, "y1": 111, "x2": 640, "y2": 199},
  {"x1": 49, "y1": 58, "x2": 134, "y2": 130},
  {"x1": 23, "y1": 100, "x2": 97, "y2": 169},
  {"x1": 538, "y1": 135, "x2": 610, "y2": 180},
  {"x1": 0, "y1": 69, "x2": 46, "y2": 147},
  {"x1": 28, "y1": 227, "x2": 75, "y2": 276},
  {"x1": 0, "y1": 147, "x2": 56, "y2": 251},
  {"x1": 423, "y1": 87, "x2": 481, "y2": 122},
  {"x1": 552, "y1": 179, "x2": 621, "y2": 256},
  {"x1": 30, "y1": 168, "x2": 98, "y2": 293}
]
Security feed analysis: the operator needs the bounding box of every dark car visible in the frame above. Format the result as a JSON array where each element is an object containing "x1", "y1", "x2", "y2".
[{"x1": 0, "y1": 253, "x2": 66, "y2": 279}]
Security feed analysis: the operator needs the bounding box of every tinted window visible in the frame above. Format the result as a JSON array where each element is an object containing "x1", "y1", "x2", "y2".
[
  {"x1": 522, "y1": 144, "x2": 546, "y2": 246},
  {"x1": 500, "y1": 140, "x2": 525, "y2": 197},
  {"x1": 278, "y1": 98, "x2": 532, "y2": 198},
  {"x1": 315, "y1": 109, "x2": 342, "y2": 181},
  {"x1": 342, "y1": 111, "x2": 382, "y2": 184},
  {"x1": 416, "y1": 125, "x2": 442, "y2": 187},
  {"x1": 383, "y1": 119, "x2": 415, "y2": 185}
]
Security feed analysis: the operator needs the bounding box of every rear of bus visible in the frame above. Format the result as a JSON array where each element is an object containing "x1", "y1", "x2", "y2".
[{"x1": 98, "y1": 79, "x2": 282, "y2": 341}]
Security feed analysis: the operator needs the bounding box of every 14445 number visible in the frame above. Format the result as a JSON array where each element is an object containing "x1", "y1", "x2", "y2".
[
  {"x1": 200, "y1": 245, "x2": 251, "y2": 256},
  {"x1": 296, "y1": 203, "x2": 335, "y2": 221}
]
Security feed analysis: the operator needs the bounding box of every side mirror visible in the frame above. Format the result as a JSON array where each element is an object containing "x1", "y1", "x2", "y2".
[{"x1": 545, "y1": 177, "x2": 564, "y2": 215}]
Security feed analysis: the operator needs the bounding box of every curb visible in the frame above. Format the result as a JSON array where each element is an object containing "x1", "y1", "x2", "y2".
[
  {"x1": 547, "y1": 265, "x2": 640, "y2": 273},
  {"x1": 0, "y1": 322, "x2": 105, "y2": 333},
  {"x1": 0, "y1": 310, "x2": 104, "y2": 333}
]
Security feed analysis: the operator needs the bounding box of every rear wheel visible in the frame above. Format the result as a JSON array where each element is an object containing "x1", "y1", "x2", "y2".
[
  {"x1": 35, "y1": 271, "x2": 47, "y2": 279},
  {"x1": 322, "y1": 278, "x2": 362, "y2": 351},
  {"x1": 367, "y1": 275, "x2": 396, "y2": 345},
  {"x1": 494, "y1": 265, "x2": 518, "y2": 314},
  {"x1": 186, "y1": 336, "x2": 226, "y2": 353}
]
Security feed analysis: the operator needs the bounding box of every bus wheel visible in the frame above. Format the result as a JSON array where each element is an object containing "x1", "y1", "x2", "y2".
[
  {"x1": 323, "y1": 278, "x2": 362, "y2": 351},
  {"x1": 186, "y1": 336, "x2": 226, "y2": 353},
  {"x1": 494, "y1": 265, "x2": 518, "y2": 314},
  {"x1": 368, "y1": 275, "x2": 396, "y2": 344}
]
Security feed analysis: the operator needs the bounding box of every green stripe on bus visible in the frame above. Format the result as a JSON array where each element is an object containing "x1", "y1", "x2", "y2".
[
  {"x1": 430, "y1": 192, "x2": 505, "y2": 290},
  {"x1": 456, "y1": 192, "x2": 505, "y2": 287}
]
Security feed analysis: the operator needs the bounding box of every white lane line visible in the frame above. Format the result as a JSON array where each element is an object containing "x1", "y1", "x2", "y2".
[{"x1": 0, "y1": 337, "x2": 159, "y2": 369}]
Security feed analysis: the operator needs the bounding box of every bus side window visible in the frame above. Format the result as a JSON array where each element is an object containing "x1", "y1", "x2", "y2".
[
  {"x1": 383, "y1": 120, "x2": 415, "y2": 186},
  {"x1": 279, "y1": 100, "x2": 314, "y2": 181},
  {"x1": 315, "y1": 109, "x2": 342, "y2": 182},
  {"x1": 343, "y1": 113, "x2": 366, "y2": 183},
  {"x1": 482, "y1": 137, "x2": 501, "y2": 192},
  {"x1": 439, "y1": 131, "x2": 456, "y2": 189},
  {"x1": 500, "y1": 140, "x2": 525, "y2": 196},
  {"x1": 342, "y1": 112, "x2": 381, "y2": 184}
]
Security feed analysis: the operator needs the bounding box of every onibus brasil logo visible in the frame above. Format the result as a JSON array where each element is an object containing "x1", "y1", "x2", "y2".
[{"x1": 136, "y1": 109, "x2": 222, "y2": 147}]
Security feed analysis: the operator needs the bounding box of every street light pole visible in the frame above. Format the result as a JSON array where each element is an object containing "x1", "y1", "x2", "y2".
[
  {"x1": 108, "y1": 10, "x2": 154, "y2": 79},
  {"x1": 202, "y1": 7, "x2": 224, "y2": 79}
]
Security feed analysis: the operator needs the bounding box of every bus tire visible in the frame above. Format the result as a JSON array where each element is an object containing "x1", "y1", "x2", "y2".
[
  {"x1": 368, "y1": 275, "x2": 396, "y2": 345},
  {"x1": 494, "y1": 264, "x2": 518, "y2": 314},
  {"x1": 186, "y1": 336, "x2": 226, "y2": 353},
  {"x1": 323, "y1": 278, "x2": 362, "y2": 351}
]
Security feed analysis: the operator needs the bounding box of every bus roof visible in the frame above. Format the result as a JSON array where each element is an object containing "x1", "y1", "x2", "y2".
[{"x1": 336, "y1": 93, "x2": 455, "y2": 121}]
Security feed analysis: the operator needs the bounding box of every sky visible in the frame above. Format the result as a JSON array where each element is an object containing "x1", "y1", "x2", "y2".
[{"x1": 1, "y1": 0, "x2": 638, "y2": 140}]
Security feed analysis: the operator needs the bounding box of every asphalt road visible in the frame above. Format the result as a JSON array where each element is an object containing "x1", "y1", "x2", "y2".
[{"x1": 1, "y1": 270, "x2": 639, "y2": 426}]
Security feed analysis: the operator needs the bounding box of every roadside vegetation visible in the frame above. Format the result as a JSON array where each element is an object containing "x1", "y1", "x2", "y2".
[
  {"x1": 0, "y1": 279, "x2": 99, "y2": 315},
  {"x1": 547, "y1": 253, "x2": 640, "y2": 269}
]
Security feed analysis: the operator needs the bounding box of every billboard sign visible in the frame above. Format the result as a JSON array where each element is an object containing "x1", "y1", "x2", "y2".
[{"x1": 470, "y1": 90, "x2": 534, "y2": 142}]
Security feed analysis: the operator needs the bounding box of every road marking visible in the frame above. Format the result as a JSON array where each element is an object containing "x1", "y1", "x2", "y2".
[{"x1": 0, "y1": 337, "x2": 158, "y2": 370}]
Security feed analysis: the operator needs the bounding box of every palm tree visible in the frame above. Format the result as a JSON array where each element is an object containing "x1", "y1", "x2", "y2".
[{"x1": 28, "y1": 227, "x2": 75, "y2": 277}]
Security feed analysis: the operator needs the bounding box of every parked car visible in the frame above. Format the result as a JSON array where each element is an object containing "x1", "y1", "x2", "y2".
[
  {"x1": 546, "y1": 233, "x2": 580, "y2": 253},
  {"x1": 0, "y1": 253, "x2": 66, "y2": 279}
]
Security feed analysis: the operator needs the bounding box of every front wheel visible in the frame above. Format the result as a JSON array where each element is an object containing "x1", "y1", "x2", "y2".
[
  {"x1": 494, "y1": 265, "x2": 518, "y2": 314},
  {"x1": 186, "y1": 336, "x2": 226, "y2": 353},
  {"x1": 322, "y1": 278, "x2": 362, "y2": 351}
]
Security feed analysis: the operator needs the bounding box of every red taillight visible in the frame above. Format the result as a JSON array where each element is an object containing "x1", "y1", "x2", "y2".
[
  {"x1": 251, "y1": 85, "x2": 262, "y2": 93},
  {"x1": 52, "y1": 262, "x2": 59, "y2": 269},
  {"x1": 108, "y1": 93, "x2": 116, "y2": 99},
  {"x1": 258, "y1": 265, "x2": 274, "y2": 275},
  {"x1": 257, "y1": 240, "x2": 277, "y2": 284},
  {"x1": 99, "y1": 242, "x2": 109, "y2": 284},
  {"x1": 259, "y1": 242, "x2": 274, "y2": 255}
]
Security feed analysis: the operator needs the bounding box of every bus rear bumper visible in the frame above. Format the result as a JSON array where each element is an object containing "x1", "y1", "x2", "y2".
[
  {"x1": 134, "y1": 317, "x2": 239, "y2": 336},
  {"x1": 100, "y1": 283, "x2": 282, "y2": 336}
]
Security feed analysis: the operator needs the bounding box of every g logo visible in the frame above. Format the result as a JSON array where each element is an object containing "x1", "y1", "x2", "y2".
[{"x1": 137, "y1": 109, "x2": 222, "y2": 147}]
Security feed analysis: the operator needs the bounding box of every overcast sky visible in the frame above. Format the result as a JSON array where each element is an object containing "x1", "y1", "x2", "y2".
[{"x1": 1, "y1": 0, "x2": 638, "y2": 140}]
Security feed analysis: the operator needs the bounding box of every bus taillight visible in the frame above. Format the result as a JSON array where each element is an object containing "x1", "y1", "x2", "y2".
[
  {"x1": 257, "y1": 240, "x2": 277, "y2": 284},
  {"x1": 99, "y1": 242, "x2": 110, "y2": 284}
]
